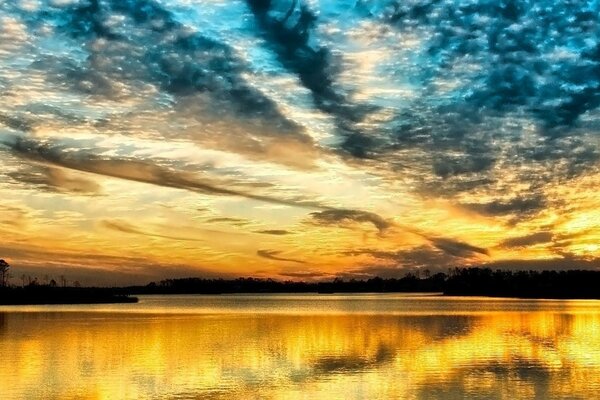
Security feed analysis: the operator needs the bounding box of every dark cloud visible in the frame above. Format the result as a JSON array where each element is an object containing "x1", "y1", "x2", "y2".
[
  {"x1": 432, "y1": 150, "x2": 495, "y2": 179},
  {"x1": 345, "y1": 245, "x2": 458, "y2": 271},
  {"x1": 26, "y1": 0, "x2": 319, "y2": 168},
  {"x1": 246, "y1": 0, "x2": 377, "y2": 157},
  {"x1": 255, "y1": 229, "x2": 294, "y2": 235},
  {"x1": 374, "y1": 0, "x2": 600, "y2": 129},
  {"x1": 257, "y1": 249, "x2": 306, "y2": 264},
  {"x1": 428, "y1": 237, "x2": 489, "y2": 257},
  {"x1": 0, "y1": 113, "x2": 33, "y2": 132},
  {"x1": 500, "y1": 232, "x2": 554, "y2": 248},
  {"x1": 339, "y1": 1, "x2": 600, "y2": 204},
  {"x1": 461, "y1": 195, "x2": 547, "y2": 217},
  {"x1": 309, "y1": 209, "x2": 391, "y2": 234},
  {"x1": 310, "y1": 208, "x2": 487, "y2": 257},
  {"x1": 7, "y1": 165, "x2": 100, "y2": 195},
  {"x1": 101, "y1": 219, "x2": 204, "y2": 242},
  {"x1": 348, "y1": 240, "x2": 486, "y2": 273},
  {"x1": 52, "y1": 0, "x2": 288, "y2": 116}
]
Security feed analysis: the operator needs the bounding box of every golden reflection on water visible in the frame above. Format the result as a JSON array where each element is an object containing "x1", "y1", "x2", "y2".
[{"x1": 2, "y1": 297, "x2": 600, "y2": 399}]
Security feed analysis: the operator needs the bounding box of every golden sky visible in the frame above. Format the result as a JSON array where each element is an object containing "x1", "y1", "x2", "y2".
[{"x1": 0, "y1": 0, "x2": 599, "y2": 284}]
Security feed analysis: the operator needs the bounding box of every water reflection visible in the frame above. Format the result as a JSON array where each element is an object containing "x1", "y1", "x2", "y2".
[{"x1": 1, "y1": 296, "x2": 600, "y2": 399}]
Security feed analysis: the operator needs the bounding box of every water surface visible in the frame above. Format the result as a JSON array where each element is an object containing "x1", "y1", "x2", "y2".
[{"x1": 2, "y1": 294, "x2": 600, "y2": 399}]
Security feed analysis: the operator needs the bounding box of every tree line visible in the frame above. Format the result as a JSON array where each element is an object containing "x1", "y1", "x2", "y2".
[
  {"x1": 131, "y1": 268, "x2": 600, "y2": 299},
  {"x1": 0, "y1": 259, "x2": 80, "y2": 289},
  {"x1": 4, "y1": 256, "x2": 600, "y2": 299}
]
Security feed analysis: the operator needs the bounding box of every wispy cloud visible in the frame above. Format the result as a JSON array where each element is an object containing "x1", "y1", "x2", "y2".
[
  {"x1": 101, "y1": 219, "x2": 204, "y2": 242},
  {"x1": 257, "y1": 249, "x2": 306, "y2": 264},
  {"x1": 255, "y1": 229, "x2": 294, "y2": 236},
  {"x1": 309, "y1": 209, "x2": 392, "y2": 234},
  {"x1": 2, "y1": 136, "x2": 326, "y2": 209}
]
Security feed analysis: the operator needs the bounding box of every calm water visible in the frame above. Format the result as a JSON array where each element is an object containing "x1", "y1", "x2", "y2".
[{"x1": 2, "y1": 294, "x2": 600, "y2": 399}]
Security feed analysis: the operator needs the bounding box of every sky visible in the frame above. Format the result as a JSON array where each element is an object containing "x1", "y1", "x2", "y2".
[{"x1": 0, "y1": 0, "x2": 599, "y2": 285}]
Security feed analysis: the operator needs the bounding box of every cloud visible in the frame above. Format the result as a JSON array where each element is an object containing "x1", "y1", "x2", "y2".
[
  {"x1": 52, "y1": 0, "x2": 295, "y2": 121},
  {"x1": 255, "y1": 229, "x2": 294, "y2": 235},
  {"x1": 0, "y1": 113, "x2": 33, "y2": 132},
  {"x1": 8, "y1": 165, "x2": 100, "y2": 194},
  {"x1": 309, "y1": 208, "x2": 391, "y2": 234},
  {"x1": 1, "y1": 0, "x2": 599, "y2": 284},
  {"x1": 345, "y1": 245, "x2": 457, "y2": 270},
  {"x1": 246, "y1": 0, "x2": 377, "y2": 157},
  {"x1": 461, "y1": 195, "x2": 547, "y2": 218},
  {"x1": 500, "y1": 232, "x2": 554, "y2": 248},
  {"x1": 347, "y1": 241, "x2": 486, "y2": 272},
  {"x1": 2, "y1": 136, "x2": 326, "y2": 209},
  {"x1": 101, "y1": 219, "x2": 204, "y2": 242},
  {"x1": 333, "y1": 1, "x2": 600, "y2": 207},
  {"x1": 257, "y1": 249, "x2": 306, "y2": 264},
  {"x1": 309, "y1": 208, "x2": 487, "y2": 257},
  {"x1": 22, "y1": 0, "x2": 322, "y2": 169},
  {"x1": 428, "y1": 237, "x2": 489, "y2": 257},
  {"x1": 374, "y1": 0, "x2": 600, "y2": 130},
  {"x1": 205, "y1": 217, "x2": 250, "y2": 226}
]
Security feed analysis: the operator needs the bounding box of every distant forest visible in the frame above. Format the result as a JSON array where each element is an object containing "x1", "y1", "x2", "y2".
[{"x1": 130, "y1": 268, "x2": 600, "y2": 299}]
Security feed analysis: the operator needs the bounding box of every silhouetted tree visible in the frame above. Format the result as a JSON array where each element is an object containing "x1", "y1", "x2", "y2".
[{"x1": 0, "y1": 260, "x2": 9, "y2": 287}]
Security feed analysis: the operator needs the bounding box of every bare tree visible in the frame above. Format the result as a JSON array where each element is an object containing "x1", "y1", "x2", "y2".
[{"x1": 0, "y1": 260, "x2": 9, "y2": 287}]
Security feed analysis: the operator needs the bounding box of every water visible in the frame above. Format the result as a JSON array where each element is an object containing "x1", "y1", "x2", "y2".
[{"x1": 2, "y1": 294, "x2": 600, "y2": 399}]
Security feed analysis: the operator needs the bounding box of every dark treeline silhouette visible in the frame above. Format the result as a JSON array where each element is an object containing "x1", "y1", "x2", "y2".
[
  {"x1": 0, "y1": 259, "x2": 137, "y2": 305},
  {"x1": 0, "y1": 285, "x2": 138, "y2": 305},
  {"x1": 130, "y1": 273, "x2": 447, "y2": 294},
  {"x1": 3, "y1": 264, "x2": 600, "y2": 302},
  {"x1": 444, "y1": 268, "x2": 600, "y2": 298},
  {"x1": 129, "y1": 268, "x2": 600, "y2": 299}
]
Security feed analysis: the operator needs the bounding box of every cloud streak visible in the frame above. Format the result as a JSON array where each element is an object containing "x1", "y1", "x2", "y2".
[
  {"x1": 2, "y1": 136, "x2": 325, "y2": 209},
  {"x1": 101, "y1": 220, "x2": 204, "y2": 242},
  {"x1": 309, "y1": 209, "x2": 392, "y2": 234},
  {"x1": 257, "y1": 249, "x2": 306, "y2": 264}
]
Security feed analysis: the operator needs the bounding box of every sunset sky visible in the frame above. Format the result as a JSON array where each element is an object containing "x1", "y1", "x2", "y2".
[{"x1": 0, "y1": 0, "x2": 599, "y2": 285}]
